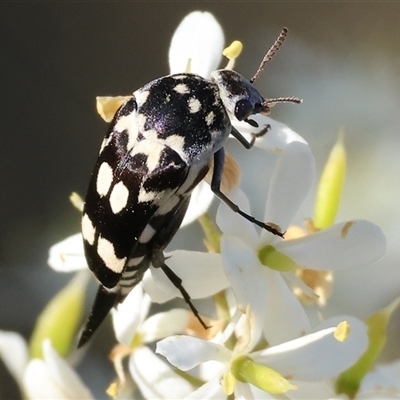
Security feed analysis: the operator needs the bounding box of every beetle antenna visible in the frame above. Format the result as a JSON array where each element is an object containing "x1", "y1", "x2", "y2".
[
  {"x1": 263, "y1": 96, "x2": 302, "y2": 107},
  {"x1": 250, "y1": 27, "x2": 289, "y2": 84},
  {"x1": 260, "y1": 96, "x2": 302, "y2": 115}
]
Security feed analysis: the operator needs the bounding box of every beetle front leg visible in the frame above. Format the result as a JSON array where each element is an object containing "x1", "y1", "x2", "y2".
[
  {"x1": 230, "y1": 124, "x2": 270, "y2": 149},
  {"x1": 211, "y1": 147, "x2": 284, "y2": 238}
]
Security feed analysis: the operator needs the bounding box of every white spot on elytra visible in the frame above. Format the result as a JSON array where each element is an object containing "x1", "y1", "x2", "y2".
[
  {"x1": 81, "y1": 213, "x2": 96, "y2": 245},
  {"x1": 188, "y1": 97, "x2": 201, "y2": 113},
  {"x1": 130, "y1": 130, "x2": 186, "y2": 171},
  {"x1": 99, "y1": 136, "x2": 111, "y2": 155},
  {"x1": 138, "y1": 187, "x2": 159, "y2": 203},
  {"x1": 139, "y1": 224, "x2": 156, "y2": 243},
  {"x1": 173, "y1": 83, "x2": 189, "y2": 94},
  {"x1": 114, "y1": 111, "x2": 135, "y2": 132},
  {"x1": 164, "y1": 134, "x2": 185, "y2": 153},
  {"x1": 135, "y1": 89, "x2": 150, "y2": 106},
  {"x1": 130, "y1": 129, "x2": 164, "y2": 172},
  {"x1": 127, "y1": 113, "x2": 147, "y2": 150},
  {"x1": 145, "y1": 144, "x2": 164, "y2": 171},
  {"x1": 109, "y1": 181, "x2": 130, "y2": 214},
  {"x1": 97, "y1": 236, "x2": 126, "y2": 273},
  {"x1": 96, "y1": 162, "x2": 113, "y2": 196},
  {"x1": 114, "y1": 113, "x2": 138, "y2": 146},
  {"x1": 205, "y1": 111, "x2": 215, "y2": 126}
]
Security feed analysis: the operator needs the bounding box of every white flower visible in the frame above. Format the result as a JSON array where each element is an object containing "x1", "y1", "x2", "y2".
[
  {"x1": 169, "y1": 11, "x2": 224, "y2": 78},
  {"x1": 157, "y1": 311, "x2": 368, "y2": 399},
  {"x1": 216, "y1": 135, "x2": 386, "y2": 345},
  {"x1": 109, "y1": 285, "x2": 202, "y2": 399},
  {"x1": 48, "y1": 232, "x2": 86, "y2": 272},
  {"x1": 0, "y1": 332, "x2": 92, "y2": 399},
  {"x1": 48, "y1": 232, "x2": 230, "y2": 307},
  {"x1": 356, "y1": 359, "x2": 400, "y2": 399}
]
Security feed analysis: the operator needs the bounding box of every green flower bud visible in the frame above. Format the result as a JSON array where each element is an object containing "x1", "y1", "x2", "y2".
[
  {"x1": 314, "y1": 129, "x2": 346, "y2": 229},
  {"x1": 29, "y1": 271, "x2": 88, "y2": 359}
]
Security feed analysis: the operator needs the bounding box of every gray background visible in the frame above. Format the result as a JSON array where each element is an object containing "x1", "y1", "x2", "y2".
[{"x1": 1, "y1": 2, "x2": 400, "y2": 398}]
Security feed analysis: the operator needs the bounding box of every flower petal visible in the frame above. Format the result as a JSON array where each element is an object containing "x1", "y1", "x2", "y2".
[
  {"x1": 141, "y1": 309, "x2": 191, "y2": 343},
  {"x1": 185, "y1": 376, "x2": 225, "y2": 399},
  {"x1": 221, "y1": 235, "x2": 311, "y2": 347},
  {"x1": 262, "y1": 141, "x2": 315, "y2": 238},
  {"x1": 254, "y1": 316, "x2": 368, "y2": 381},
  {"x1": 275, "y1": 220, "x2": 386, "y2": 270},
  {"x1": 220, "y1": 235, "x2": 266, "y2": 350},
  {"x1": 216, "y1": 188, "x2": 258, "y2": 247},
  {"x1": 182, "y1": 181, "x2": 214, "y2": 227},
  {"x1": 360, "y1": 359, "x2": 400, "y2": 395},
  {"x1": 24, "y1": 359, "x2": 61, "y2": 399},
  {"x1": 355, "y1": 393, "x2": 400, "y2": 400},
  {"x1": 261, "y1": 268, "x2": 311, "y2": 346},
  {"x1": 24, "y1": 339, "x2": 93, "y2": 399},
  {"x1": 129, "y1": 346, "x2": 195, "y2": 399},
  {"x1": 157, "y1": 335, "x2": 231, "y2": 371},
  {"x1": 169, "y1": 11, "x2": 224, "y2": 77},
  {"x1": 0, "y1": 331, "x2": 28, "y2": 386},
  {"x1": 280, "y1": 380, "x2": 336, "y2": 400},
  {"x1": 232, "y1": 115, "x2": 307, "y2": 152},
  {"x1": 111, "y1": 285, "x2": 151, "y2": 346},
  {"x1": 48, "y1": 233, "x2": 87, "y2": 272},
  {"x1": 142, "y1": 250, "x2": 229, "y2": 303},
  {"x1": 235, "y1": 381, "x2": 257, "y2": 400}
]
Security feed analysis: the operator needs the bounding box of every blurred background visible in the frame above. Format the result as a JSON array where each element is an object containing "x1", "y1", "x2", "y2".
[{"x1": 1, "y1": 2, "x2": 400, "y2": 398}]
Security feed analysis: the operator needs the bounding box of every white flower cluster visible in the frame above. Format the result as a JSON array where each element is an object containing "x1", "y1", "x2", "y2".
[{"x1": 1, "y1": 11, "x2": 399, "y2": 400}]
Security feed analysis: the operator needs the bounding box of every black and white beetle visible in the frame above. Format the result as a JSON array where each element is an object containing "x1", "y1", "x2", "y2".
[{"x1": 78, "y1": 28, "x2": 301, "y2": 347}]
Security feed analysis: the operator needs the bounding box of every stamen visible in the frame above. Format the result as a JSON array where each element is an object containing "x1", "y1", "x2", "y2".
[
  {"x1": 223, "y1": 40, "x2": 243, "y2": 70},
  {"x1": 185, "y1": 58, "x2": 192, "y2": 73}
]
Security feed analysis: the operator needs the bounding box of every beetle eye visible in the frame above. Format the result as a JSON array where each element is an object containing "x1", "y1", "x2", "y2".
[{"x1": 234, "y1": 99, "x2": 254, "y2": 121}]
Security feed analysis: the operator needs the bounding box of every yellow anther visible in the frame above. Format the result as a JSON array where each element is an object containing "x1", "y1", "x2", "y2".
[
  {"x1": 334, "y1": 321, "x2": 350, "y2": 342},
  {"x1": 223, "y1": 40, "x2": 243, "y2": 60},
  {"x1": 222, "y1": 371, "x2": 236, "y2": 395},
  {"x1": 106, "y1": 382, "x2": 119, "y2": 399}
]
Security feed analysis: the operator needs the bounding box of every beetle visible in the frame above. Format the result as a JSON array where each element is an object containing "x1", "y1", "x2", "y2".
[{"x1": 78, "y1": 27, "x2": 301, "y2": 347}]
